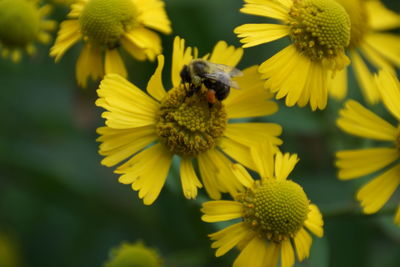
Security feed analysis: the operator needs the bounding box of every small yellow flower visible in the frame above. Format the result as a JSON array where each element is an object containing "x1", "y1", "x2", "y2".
[
  {"x1": 50, "y1": 0, "x2": 172, "y2": 87},
  {"x1": 336, "y1": 70, "x2": 400, "y2": 225},
  {"x1": 0, "y1": 0, "x2": 56, "y2": 62},
  {"x1": 330, "y1": 0, "x2": 400, "y2": 104},
  {"x1": 234, "y1": 0, "x2": 351, "y2": 110},
  {"x1": 96, "y1": 36, "x2": 282, "y2": 205},
  {"x1": 202, "y1": 143, "x2": 323, "y2": 267},
  {"x1": 104, "y1": 241, "x2": 162, "y2": 267}
]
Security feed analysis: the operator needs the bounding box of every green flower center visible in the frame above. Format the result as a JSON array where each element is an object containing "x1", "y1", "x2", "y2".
[
  {"x1": 240, "y1": 179, "x2": 309, "y2": 242},
  {"x1": 79, "y1": 0, "x2": 137, "y2": 48},
  {"x1": 334, "y1": 0, "x2": 369, "y2": 49},
  {"x1": 105, "y1": 242, "x2": 161, "y2": 267},
  {"x1": 155, "y1": 86, "x2": 227, "y2": 157},
  {"x1": 0, "y1": 0, "x2": 40, "y2": 47},
  {"x1": 288, "y1": 0, "x2": 350, "y2": 62}
]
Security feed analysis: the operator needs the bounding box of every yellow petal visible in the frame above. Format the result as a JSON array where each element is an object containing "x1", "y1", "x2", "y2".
[
  {"x1": 171, "y1": 36, "x2": 194, "y2": 88},
  {"x1": 294, "y1": 228, "x2": 312, "y2": 261},
  {"x1": 135, "y1": 0, "x2": 172, "y2": 34},
  {"x1": 234, "y1": 24, "x2": 290, "y2": 48},
  {"x1": 337, "y1": 100, "x2": 397, "y2": 141},
  {"x1": 328, "y1": 67, "x2": 348, "y2": 100},
  {"x1": 118, "y1": 144, "x2": 173, "y2": 205},
  {"x1": 360, "y1": 43, "x2": 395, "y2": 71},
  {"x1": 234, "y1": 236, "x2": 279, "y2": 267},
  {"x1": 239, "y1": 1, "x2": 290, "y2": 21},
  {"x1": 274, "y1": 152, "x2": 299, "y2": 180},
  {"x1": 146, "y1": 55, "x2": 166, "y2": 102},
  {"x1": 232, "y1": 164, "x2": 255, "y2": 189},
  {"x1": 201, "y1": 200, "x2": 243, "y2": 222},
  {"x1": 124, "y1": 27, "x2": 162, "y2": 61},
  {"x1": 375, "y1": 70, "x2": 400, "y2": 121},
  {"x1": 219, "y1": 138, "x2": 257, "y2": 171},
  {"x1": 198, "y1": 151, "x2": 222, "y2": 200},
  {"x1": 366, "y1": 1, "x2": 400, "y2": 31},
  {"x1": 180, "y1": 157, "x2": 202, "y2": 199},
  {"x1": 304, "y1": 204, "x2": 324, "y2": 237},
  {"x1": 336, "y1": 148, "x2": 398, "y2": 180},
  {"x1": 250, "y1": 141, "x2": 275, "y2": 179},
  {"x1": 365, "y1": 33, "x2": 400, "y2": 66},
  {"x1": 208, "y1": 41, "x2": 243, "y2": 67},
  {"x1": 280, "y1": 239, "x2": 295, "y2": 267},
  {"x1": 105, "y1": 49, "x2": 127, "y2": 77},
  {"x1": 76, "y1": 43, "x2": 104, "y2": 87},
  {"x1": 121, "y1": 35, "x2": 147, "y2": 61},
  {"x1": 356, "y1": 164, "x2": 400, "y2": 214},
  {"x1": 209, "y1": 222, "x2": 252, "y2": 257},
  {"x1": 50, "y1": 20, "x2": 81, "y2": 62},
  {"x1": 224, "y1": 123, "x2": 282, "y2": 147}
]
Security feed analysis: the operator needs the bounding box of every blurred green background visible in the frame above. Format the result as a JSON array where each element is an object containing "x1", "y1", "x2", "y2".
[{"x1": 1, "y1": 0, "x2": 400, "y2": 266}]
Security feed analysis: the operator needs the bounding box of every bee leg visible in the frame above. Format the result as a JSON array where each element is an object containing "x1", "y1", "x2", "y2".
[{"x1": 187, "y1": 84, "x2": 201, "y2": 97}]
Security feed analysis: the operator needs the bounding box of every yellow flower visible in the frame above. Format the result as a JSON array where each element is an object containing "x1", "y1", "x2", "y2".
[
  {"x1": 336, "y1": 70, "x2": 400, "y2": 225},
  {"x1": 50, "y1": 0, "x2": 172, "y2": 87},
  {"x1": 104, "y1": 241, "x2": 162, "y2": 267},
  {"x1": 0, "y1": 0, "x2": 56, "y2": 62},
  {"x1": 234, "y1": 0, "x2": 351, "y2": 110},
  {"x1": 96, "y1": 36, "x2": 282, "y2": 205},
  {"x1": 201, "y1": 143, "x2": 323, "y2": 267},
  {"x1": 330, "y1": 0, "x2": 400, "y2": 104}
]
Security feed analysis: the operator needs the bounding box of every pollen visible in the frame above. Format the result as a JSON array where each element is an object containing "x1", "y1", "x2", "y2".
[
  {"x1": 0, "y1": 0, "x2": 40, "y2": 47},
  {"x1": 240, "y1": 179, "x2": 310, "y2": 242},
  {"x1": 334, "y1": 0, "x2": 369, "y2": 49},
  {"x1": 155, "y1": 85, "x2": 227, "y2": 157},
  {"x1": 288, "y1": 0, "x2": 350, "y2": 63},
  {"x1": 79, "y1": 0, "x2": 137, "y2": 48}
]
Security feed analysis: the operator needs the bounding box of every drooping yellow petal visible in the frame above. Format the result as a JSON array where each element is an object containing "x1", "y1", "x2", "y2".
[
  {"x1": 366, "y1": 0, "x2": 400, "y2": 31},
  {"x1": 250, "y1": 141, "x2": 275, "y2": 179},
  {"x1": 219, "y1": 138, "x2": 257, "y2": 171},
  {"x1": 207, "y1": 41, "x2": 243, "y2": 67},
  {"x1": 234, "y1": 236, "x2": 279, "y2": 267},
  {"x1": 97, "y1": 125, "x2": 158, "y2": 167},
  {"x1": 232, "y1": 164, "x2": 254, "y2": 188},
  {"x1": 76, "y1": 43, "x2": 104, "y2": 87},
  {"x1": 350, "y1": 51, "x2": 380, "y2": 104},
  {"x1": 304, "y1": 204, "x2": 324, "y2": 238},
  {"x1": 336, "y1": 148, "x2": 398, "y2": 180},
  {"x1": 234, "y1": 24, "x2": 290, "y2": 48},
  {"x1": 124, "y1": 27, "x2": 162, "y2": 61},
  {"x1": 105, "y1": 49, "x2": 127, "y2": 77},
  {"x1": 180, "y1": 157, "x2": 202, "y2": 199},
  {"x1": 280, "y1": 239, "x2": 295, "y2": 267},
  {"x1": 294, "y1": 228, "x2": 312, "y2": 261},
  {"x1": 225, "y1": 66, "x2": 279, "y2": 119},
  {"x1": 328, "y1": 67, "x2": 348, "y2": 100},
  {"x1": 375, "y1": 70, "x2": 400, "y2": 121},
  {"x1": 117, "y1": 143, "x2": 173, "y2": 205},
  {"x1": 209, "y1": 222, "x2": 252, "y2": 258},
  {"x1": 50, "y1": 20, "x2": 81, "y2": 62},
  {"x1": 356, "y1": 164, "x2": 400, "y2": 214},
  {"x1": 171, "y1": 36, "x2": 195, "y2": 88},
  {"x1": 224, "y1": 123, "x2": 282, "y2": 147},
  {"x1": 135, "y1": 0, "x2": 172, "y2": 34},
  {"x1": 360, "y1": 43, "x2": 394, "y2": 72},
  {"x1": 201, "y1": 200, "x2": 243, "y2": 222},
  {"x1": 365, "y1": 33, "x2": 400, "y2": 66},
  {"x1": 337, "y1": 100, "x2": 397, "y2": 141},
  {"x1": 121, "y1": 35, "x2": 147, "y2": 61},
  {"x1": 239, "y1": 0, "x2": 290, "y2": 22},
  {"x1": 198, "y1": 151, "x2": 222, "y2": 200},
  {"x1": 146, "y1": 55, "x2": 167, "y2": 102},
  {"x1": 274, "y1": 152, "x2": 299, "y2": 181}
]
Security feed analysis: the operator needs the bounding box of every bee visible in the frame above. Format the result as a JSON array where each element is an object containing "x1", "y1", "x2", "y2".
[{"x1": 180, "y1": 59, "x2": 242, "y2": 105}]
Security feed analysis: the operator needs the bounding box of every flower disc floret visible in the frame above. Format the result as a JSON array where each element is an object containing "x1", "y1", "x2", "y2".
[
  {"x1": 240, "y1": 179, "x2": 309, "y2": 242},
  {"x1": 288, "y1": 0, "x2": 350, "y2": 62},
  {"x1": 79, "y1": 0, "x2": 137, "y2": 48},
  {"x1": 155, "y1": 86, "x2": 227, "y2": 157},
  {"x1": 0, "y1": 0, "x2": 40, "y2": 47}
]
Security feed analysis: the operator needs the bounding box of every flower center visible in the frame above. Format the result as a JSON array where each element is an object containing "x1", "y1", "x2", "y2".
[
  {"x1": 105, "y1": 242, "x2": 161, "y2": 267},
  {"x1": 155, "y1": 86, "x2": 227, "y2": 157},
  {"x1": 334, "y1": 0, "x2": 369, "y2": 49},
  {"x1": 240, "y1": 179, "x2": 309, "y2": 242},
  {"x1": 79, "y1": 0, "x2": 137, "y2": 48},
  {"x1": 0, "y1": 0, "x2": 40, "y2": 47},
  {"x1": 288, "y1": 0, "x2": 350, "y2": 63}
]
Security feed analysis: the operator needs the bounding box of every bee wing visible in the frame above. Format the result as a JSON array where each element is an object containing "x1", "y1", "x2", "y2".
[
  {"x1": 203, "y1": 72, "x2": 241, "y2": 89},
  {"x1": 208, "y1": 62, "x2": 243, "y2": 77}
]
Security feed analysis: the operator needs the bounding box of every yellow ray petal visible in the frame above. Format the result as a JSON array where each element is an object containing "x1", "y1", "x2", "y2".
[
  {"x1": 171, "y1": 36, "x2": 194, "y2": 88},
  {"x1": 234, "y1": 236, "x2": 278, "y2": 267},
  {"x1": 118, "y1": 143, "x2": 173, "y2": 205},
  {"x1": 328, "y1": 67, "x2": 348, "y2": 100},
  {"x1": 121, "y1": 35, "x2": 147, "y2": 61},
  {"x1": 280, "y1": 239, "x2": 295, "y2": 267},
  {"x1": 307, "y1": 61, "x2": 328, "y2": 111},
  {"x1": 366, "y1": 0, "x2": 400, "y2": 31},
  {"x1": 337, "y1": 100, "x2": 397, "y2": 141},
  {"x1": 224, "y1": 123, "x2": 282, "y2": 147},
  {"x1": 208, "y1": 41, "x2": 243, "y2": 67},
  {"x1": 105, "y1": 49, "x2": 127, "y2": 77},
  {"x1": 356, "y1": 164, "x2": 400, "y2": 214},
  {"x1": 232, "y1": 163, "x2": 254, "y2": 188},
  {"x1": 239, "y1": 1, "x2": 290, "y2": 21},
  {"x1": 50, "y1": 20, "x2": 81, "y2": 62},
  {"x1": 304, "y1": 204, "x2": 324, "y2": 237},
  {"x1": 201, "y1": 200, "x2": 243, "y2": 222},
  {"x1": 180, "y1": 157, "x2": 202, "y2": 199},
  {"x1": 294, "y1": 228, "x2": 312, "y2": 261},
  {"x1": 365, "y1": 33, "x2": 400, "y2": 66},
  {"x1": 375, "y1": 70, "x2": 400, "y2": 121},
  {"x1": 360, "y1": 43, "x2": 394, "y2": 71},
  {"x1": 135, "y1": 0, "x2": 172, "y2": 34},
  {"x1": 234, "y1": 24, "x2": 290, "y2": 48},
  {"x1": 76, "y1": 43, "x2": 103, "y2": 87},
  {"x1": 274, "y1": 152, "x2": 299, "y2": 180},
  {"x1": 209, "y1": 222, "x2": 252, "y2": 257},
  {"x1": 198, "y1": 152, "x2": 222, "y2": 200},
  {"x1": 146, "y1": 55, "x2": 166, "y2": 102},
  {"x1": 250, "y1": 141, "x2": 275, "y2": 179},
  {"x1": 336, "y1": 148, "x2": 399, "y2": 180},
  {"x1": 219, "y1": 138, "x2": 257, "y2": 171},
  {"x1": 124, "y1": 27, "x2": 162, "y2": 61}
]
